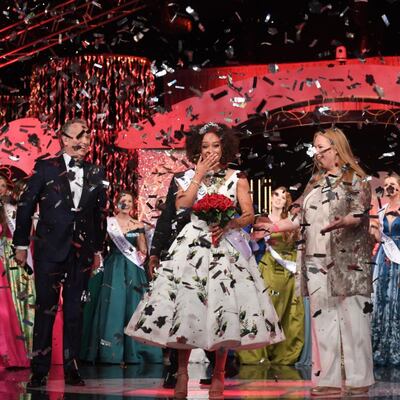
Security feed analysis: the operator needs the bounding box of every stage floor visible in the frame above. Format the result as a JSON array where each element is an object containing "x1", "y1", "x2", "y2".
[{"x1": 1, "y1": 363, "x2": 400, "y2": 399}]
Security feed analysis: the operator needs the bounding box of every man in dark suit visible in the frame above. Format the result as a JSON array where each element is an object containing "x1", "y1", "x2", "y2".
[
  {"x1": 13, "y1": 119, "x2": 107, "y2": 388},
  {"x1": 148, "y1": 172, "x2": 190, "y2": 277},
  {"x1": 148, "y1": 172, "x2": 190, "y2": 388}
]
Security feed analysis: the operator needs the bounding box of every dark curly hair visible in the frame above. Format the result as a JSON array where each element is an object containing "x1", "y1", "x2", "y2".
[{"x1": 185, "y1": 123, "x2": 240, "y2": 165}]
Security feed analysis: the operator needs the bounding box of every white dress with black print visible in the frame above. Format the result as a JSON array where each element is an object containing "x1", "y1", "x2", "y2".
[{"x1": 125, "y1": 171, "x2": 285, "y2": 350}]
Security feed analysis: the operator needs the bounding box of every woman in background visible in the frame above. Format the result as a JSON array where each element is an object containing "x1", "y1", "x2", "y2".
[
  {"x1": 238, "y1": 186, "x2": 305, "y2": 365},
  {"x1": 0, "y1": 175, "x2": 35, "y2": 357},
  {"x1": 371, "y1": 173, "x2": 400, "y2": 366},
  {"x1": 0, "y1": 200, "x2": 30, "y2": 368},
  {"x1": 81, "y1": 191, "x2": 162, "y2": 364}
]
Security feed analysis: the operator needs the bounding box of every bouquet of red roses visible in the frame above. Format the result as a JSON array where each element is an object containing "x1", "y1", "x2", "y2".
[{"x1": 192, "y1": 193, "x2": 236, "y2": 247}]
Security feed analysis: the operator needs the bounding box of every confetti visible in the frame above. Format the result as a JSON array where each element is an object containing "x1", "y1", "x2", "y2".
[
  {"x1": 381, "y1": 14, "x2": 390, "y2": 27},
  {"x1": 211, "y1": 90, "x2": 228, "y2": 101},
  {"x1": 262, "y1": 76, "x2": 275, "y2": 86},
  {"x1": 312, "y1": 309, "x2": 322, "y2": 318},
  {"x1": 363, "y1": 302, "x2": 373, "y2": 314}
]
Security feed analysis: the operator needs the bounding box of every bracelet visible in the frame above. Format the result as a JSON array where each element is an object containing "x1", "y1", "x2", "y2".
[
  {"x1": 271, "y1": 223, "x2": 280, "y2": 233},
  {"x1": 191, "y1": 179, "x2": 201, "y2": 187}
]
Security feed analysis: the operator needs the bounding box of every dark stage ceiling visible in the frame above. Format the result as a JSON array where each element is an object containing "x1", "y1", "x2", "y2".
[{"x1": 1, "y1": 0, "x2": 400, "y2": 94}]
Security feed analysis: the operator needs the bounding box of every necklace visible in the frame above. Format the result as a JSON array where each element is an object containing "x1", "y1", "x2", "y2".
[{"x1": 203, "y1": 169, "x2": 228, "y2": 192}]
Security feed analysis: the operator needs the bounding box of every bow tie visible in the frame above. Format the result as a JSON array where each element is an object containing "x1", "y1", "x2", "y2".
[{"x1": 68, "y1": 158, "x2": 84, "y2": 168}]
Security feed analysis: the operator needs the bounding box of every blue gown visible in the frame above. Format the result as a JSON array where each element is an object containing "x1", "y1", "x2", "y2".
[{"x1": 372, "y1": 215, "x2": 400, "y2": 365}]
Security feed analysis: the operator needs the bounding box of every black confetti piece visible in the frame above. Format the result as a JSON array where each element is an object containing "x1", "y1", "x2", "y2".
[
  {"x1": 365, "y1": 74, "x2": 375, "y2": 86},
  {"x1": 220, "y1": 282, "x2": 227, "y2": 293},
  {"x1": 312, "y1": 309, "x2": 322, "y2": 318},
  {"x1": 212, "y1": 270, "x2": 222, "y2": 279},
  {"x1": 363, "y1": 302, "x2": 373, "y2": 314},
  {"x1": 193, "y1": 256, "x2": 203, "y2": 269},
  {"x1": 255, "y1": 99, "x2": 267, "y2": 114},
  {"x1": 262, "y1": 76, "x2": 274, "y2": 86},
  {"x1": 211, "y1": 90, "x2": 228, "y2": 101},
  {"x1": 326, "y1": 261, "x2": 335, "y2": 269}
]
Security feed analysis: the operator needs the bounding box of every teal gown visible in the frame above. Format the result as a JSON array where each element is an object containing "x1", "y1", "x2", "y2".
[{"x1": 80, "y1": 228, "x2": 162, "y2": 364}]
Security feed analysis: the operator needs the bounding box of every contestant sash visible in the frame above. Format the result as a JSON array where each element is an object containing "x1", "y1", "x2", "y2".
[
  {"x1": 107, "y1": 217, "x2": 145, "y2": 270},
  {"x1": 225, "y1": 230, "x2": 252, "y2": 261},
  {"x1": 378, "y1": 204, "x2": 400, "y2": 264},
  {"x1": 4, "y1": 203, "x2": 34, "y2": 269},
  {"x1": 175, "y1": 169, "x2": 207, "y2": 200},
  {"x1": 175, "y1": 169, "x2": 252, "y2": 260},
  {"x1": 4, "y1": 203, "x2": 16, "y2": 234},
  {"x1": 265, "y1": 236, "x2": 297, "y2": 274}
]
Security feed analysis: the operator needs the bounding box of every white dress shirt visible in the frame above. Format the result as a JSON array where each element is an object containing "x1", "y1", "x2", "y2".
[
  {"x1": 16, "y1": 155, "x2": 89, "y2": 252},
  {"x1": 63, "y1": 153, "x2": 84, "y2": 209}
]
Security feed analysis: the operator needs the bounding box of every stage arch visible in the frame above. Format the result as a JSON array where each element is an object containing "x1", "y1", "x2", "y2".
[{"x1": 119, "y1": 54, "x2": 400, "y2": 221}]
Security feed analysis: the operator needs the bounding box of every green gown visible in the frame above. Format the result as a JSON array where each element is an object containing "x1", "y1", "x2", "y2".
[
  {"x1": 80, "y1": 228, "x2": 162, "y2": 364},
  {"x1": 237, "y1": 232, "x2": 305, "y2": 365}
]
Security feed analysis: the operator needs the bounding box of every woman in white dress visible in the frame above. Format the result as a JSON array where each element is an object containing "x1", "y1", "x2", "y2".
[{"x1": 125, "y1": 123, "x2": 284, "y2": 398}]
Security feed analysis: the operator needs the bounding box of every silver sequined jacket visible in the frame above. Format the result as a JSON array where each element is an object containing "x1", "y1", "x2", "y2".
[{"x1": 296, "y1": 172, "x2": 374, "y2": 297}]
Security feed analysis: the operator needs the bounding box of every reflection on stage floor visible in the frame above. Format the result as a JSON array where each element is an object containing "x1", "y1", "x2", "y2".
[{"x1": 2, "y1": 363, "x2": 400, "y2": 399}]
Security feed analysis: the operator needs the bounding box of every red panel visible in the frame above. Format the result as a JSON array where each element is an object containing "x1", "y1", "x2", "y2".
[{"x1": 0, "y1": 117, "x2": 60, "y2": 175}]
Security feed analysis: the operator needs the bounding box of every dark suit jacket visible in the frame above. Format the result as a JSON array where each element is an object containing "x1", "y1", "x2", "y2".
[
  {"x1": 150, "y1": 172, "x2": 190, "y2": 258},
  {"x1": 13, "y1": 156, "x2": 107, "y2": 263}
]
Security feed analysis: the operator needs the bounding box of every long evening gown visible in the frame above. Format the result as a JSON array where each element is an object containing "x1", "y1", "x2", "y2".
[
  {"x1": 237, "y1": 232, "x2": 305, "y2": 364},
  {"x1": 81, "y1": 228, "x2": 162, "y2": 364},
  {"x1": 372, "y1": 214, "x2": 400, "y2": 365}
]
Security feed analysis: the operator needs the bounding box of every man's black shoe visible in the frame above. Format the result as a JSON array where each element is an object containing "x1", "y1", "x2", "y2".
[
  {"x1": 199, "y1": 377, "x2": 212, "y2": 385},
  {"x1": 162, "y1": 372, "x2": 177, "y2": 389},
  {"x1": 27, "y1": 373, "x2": 47, "y2": 388},
  {"x1": 65, "y1": 369, "x2": 85, "y2": 386}
]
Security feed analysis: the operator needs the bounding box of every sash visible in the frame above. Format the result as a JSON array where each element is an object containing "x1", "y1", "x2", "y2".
[
  {"x1": 175, "y1": 170, "x2": 253, "y2": 259},
  {"x1": 225, "y1": 230, "x2": 252, "y2": 261},
  {"x1": 106, "y1": 217, "x2": 145, "y2": 270},
  {"x1": 4, "y1": 203, "x2": 34, "y2": 269},
  {"x1": 264, "y1": 236, "x2": 297, "y2": 274},
  {"x1": 175, "y1": 169, "x2": 207, "y2": 200},
  {"x1": 377, "y1": 204, "x2": 400, "y2": 264},
  {"x1": 4, "y1": 203, "x2": 16, "y2": 234}
]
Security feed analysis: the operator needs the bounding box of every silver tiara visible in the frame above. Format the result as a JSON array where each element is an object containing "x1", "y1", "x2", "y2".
[{"x1": 198, "y1": 122, "x2": 221, "y2": 135}]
